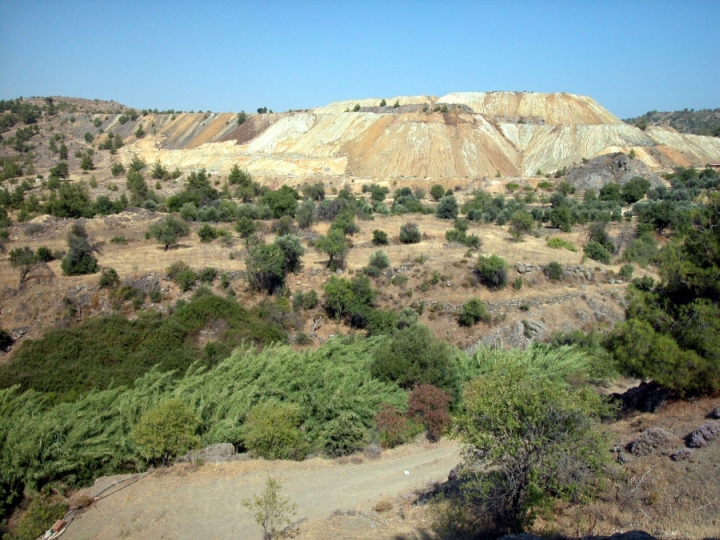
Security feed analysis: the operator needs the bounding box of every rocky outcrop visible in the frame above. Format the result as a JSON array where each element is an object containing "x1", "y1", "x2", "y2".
[{"x1": 566, "y1": 152, "x2": 664, "y2": 190}]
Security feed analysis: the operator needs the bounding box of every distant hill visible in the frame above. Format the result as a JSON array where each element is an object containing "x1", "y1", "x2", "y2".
[{"x1": 623, "y1": 108, "x2": 720, "y2": 137}]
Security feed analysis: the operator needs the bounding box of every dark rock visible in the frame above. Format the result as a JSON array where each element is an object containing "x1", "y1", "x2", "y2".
[
  {"x1": 567, "y1": 152, "x2": 664, "y2": 191},
  {"x1": 611, "y1": 381, "x2": 672, "y2": 416}
]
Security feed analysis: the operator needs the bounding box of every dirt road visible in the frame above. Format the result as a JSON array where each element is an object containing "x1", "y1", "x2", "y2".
[{"x1": 65, "y1": 440, "x2": 461, "y2": 540}]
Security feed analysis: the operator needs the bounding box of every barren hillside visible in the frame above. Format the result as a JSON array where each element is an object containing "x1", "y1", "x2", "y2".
[{"x1": 104, "y1": 91, "x2": 720, "y2": 181}]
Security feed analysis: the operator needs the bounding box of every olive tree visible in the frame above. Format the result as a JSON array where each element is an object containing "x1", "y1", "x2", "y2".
[{"x1": 147, "y1": 215, "x2": 190, "y2": 250}]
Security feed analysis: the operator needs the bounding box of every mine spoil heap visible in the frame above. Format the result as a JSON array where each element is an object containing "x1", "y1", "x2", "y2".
[{"x1": 64, "y1": 91, "x2": 720, "y2": 182}]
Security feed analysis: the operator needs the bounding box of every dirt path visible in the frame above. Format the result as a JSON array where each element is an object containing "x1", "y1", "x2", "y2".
[{"x1": 65, "y1": 440, "x2": 461, "y2": 540}]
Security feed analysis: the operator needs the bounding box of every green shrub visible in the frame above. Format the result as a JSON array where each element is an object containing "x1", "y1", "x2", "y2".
[
  {"x1": 399, "y1": 222, "x2": 421, "y2": 244},
  {"x1": 543, "y1": 261, "x2": 563, "y2": 281},
  {"x1": 149, "y1": 290, "x2": 163, "y2": 303},
  {"x1": 605, "y1": 319, "x2": 713, "y2": 396},
  {"x1": 131, "y1": 398, "x2": 201, "y2": 465},
  {"x1": 458, "y1": 298, "x2": 487, "y2": 327},
  {"x1": 371, "y1": 324, "x2": 459, "y2": 394},
  {"x1": 242, "y1": 402, "x2": 307, "y2": 460},
  {"x1": 508, "y1": 211, "x2": 534, "y2": 241},
  {"x1": 0, "y1": 336, "x2": 403, "y2": 518},
  {"x1": 390, "y1": 274, "x2": 408, "y2": 286},
  {"x1": 0, "y1": 293, "x2": 286, "y2": 399},
  {"x1": 435, "y1": 195, "x2": 459, "y2": 220},
  {"x1": 368, "y1": 250, "x2": 390, "y2": 270},
  {"x1": 546, "y1": 237, "x2": 577, "y2": 252},
  {"x1": 292, "y1": 289, "x2": 318, "y2": 311},
  {"x1": 476, "y1": 255, "x2": 508, "y2": 289},
  {"x1": 323, "y1": 275, "x2": 376, "y2": 328},
  {"x1": 621, "y1": 176, "x2": 651, "y2": 204},
  {"x1": 455, "y1": 363, "x2": 610, "y2": 532},
  {"x1": 430, "y1": 184, "x2": 445, "y2": 201},
  {"x1": 619, "y1": 263, "x2": 634, "y2": 279},
  {"x1": 198, "y1": 267, "x2": 217, "y2": 283},
  {"x1": 584, "y1": 241, "x2": 612, "y2": 264},
  {"x1": 198, "y1": 223, "x2": 221, "y2": 242},
  {"x1": 512, "y1": 276, "x2": 523, "y2": 290},
  {"x1": 98, "y1": 268, "x2": 120, "y2": 289},
  {"x1": 110, "y1": 162, "x2": 125, "y2": 177},
  {"x1": 372, "y1": 229, "x2": 388, "y2": 245},
  {"x1": 622, "y1": 232, "x2": 657, "y2": 267},
  {"x1": 167, "y1": 261, "x2": 197, "y2": 291},
  {"x1": 61, "y1": 223, "x2": 98, "y2": 276},
  {"x1": 35, "y1": 246, "x2": 54, "y2": 262},
  {"x1": 396, "y1": 308, "x2": 420, "y2": 329}
]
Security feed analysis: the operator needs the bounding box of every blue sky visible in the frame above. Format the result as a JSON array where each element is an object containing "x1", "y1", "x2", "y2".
[{"x1": 1, "y1": 0, "x2": 718, "y2": 118}]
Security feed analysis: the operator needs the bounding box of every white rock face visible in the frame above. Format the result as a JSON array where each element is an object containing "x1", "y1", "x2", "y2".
[{"x1": 119, "y1": 92, "x2": 720, "y2": 181}]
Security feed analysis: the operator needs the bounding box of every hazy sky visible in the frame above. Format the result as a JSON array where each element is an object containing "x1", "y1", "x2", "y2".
[{"x1": 1, "y1": 0, "x2": 718, "y2": 118}]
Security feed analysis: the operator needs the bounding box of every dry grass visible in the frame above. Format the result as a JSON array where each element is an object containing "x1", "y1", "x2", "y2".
[{"x1": 1, "y1": 204, "x2": 643, "y2": 361}]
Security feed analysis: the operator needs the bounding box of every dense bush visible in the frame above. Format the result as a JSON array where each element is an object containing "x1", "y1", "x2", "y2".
[
  {"x1": 241, "y1": 402, "x2": 307, "y2": 460},
  {"x1": 605, "y1": 192, "x2": 720, "y2": 395},
  {"x1": 622, "y1": 232, "x2": 658, "y2": 267},
  {"x1": 167, "y1": 261, "x2": 196, "y2": 291},
  {"x1": 458, "y1": 298, "x2": 487, "y2": 327},
  {"x1": 454, "y1": 363, "x2": 609, "y2": 533},
  {"x1": 371, "y1": 324, "x2": 459, "y2": 395},
  {"x1": 372, "y1": 229, "x2": 388, "y2": 245},
  {"x1": 323, "y1": 275, "x2": 376, "y2": 328},
  {"x1": 0, "y1": 337, "x2": 404, "y2": 518},
  {"x1": 435, "y1": 195, "x2": 459, "y2": 219},
  {"x1": 131, "y1": 399, "x2": 201, "y2": 466},
  {"x1": 61, "y1": 223, "x2": 97, "y2": 276},
  {"x1": 430, "y1": 184, "x2": 445, "y2": 201},
  {"x1": 98, "y1": 267, "x2": 120, "y2": 288},
  {"x1": 475, "y1": 255, "x2": 508, "y2": 289},
  {"x1": 583, "y1": 241, "x2": 612, "y2": 264},
  {"x1": 245, "y1": 235, "x2": 304, "y2": 294},
  {"x1": 5, "y1": 495, "x2": 66, "y2": 540},
  {"x1": 0, "y1": 294, "x2": 286, "y2": 400},
  {"x1": 399, "y1": 222, "x2": 421, "y2": 244},
  {"x1": 621, "y1": 176, "x2": 651, "y2": 204},
  {"x1": 543, "y1": 261, "x2": 564, "y2": 281},
  {"x1": 260, "y1": 186, "x2": 299, "y2": 218},
  {"x1": 368, "y1": 250, "x2": 390, "y2": 271}
]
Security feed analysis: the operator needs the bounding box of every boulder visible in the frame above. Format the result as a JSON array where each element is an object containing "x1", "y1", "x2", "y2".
[{"x1": 179, "y1": 443, "x2": 236, "y2": 463}]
